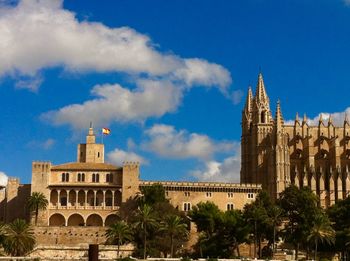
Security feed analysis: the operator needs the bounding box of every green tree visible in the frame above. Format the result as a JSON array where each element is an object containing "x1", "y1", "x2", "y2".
[
  {"x1": 160, "y1": 215, "x2": 188, "y2": 257},
  {"x1": 133, "y1": 204, "x2": 158, "y2": 259},
  {"x1": 307, "y1": 213, "x2": 335, "y2": 261},
  {"x1": 106, "y1": 221, "x2": 133, "y2": 258},
  {"x1": 2, "y1": 219, "x2": 36, "y2": 256},
  {"x1": 269, "y1": 205, "x2": 283, "y2": 254},
  {"x1": 27, "y1": 192, "x2": 48, "y2": 225},
  {"x1": 278, "y1": 185, "x2": 321, "y2": 260},
  {"x1": 140, "y1": 183, "x2": 168, "y2": 206}
]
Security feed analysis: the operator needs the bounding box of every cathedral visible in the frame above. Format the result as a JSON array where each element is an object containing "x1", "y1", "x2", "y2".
[{"x1": 241, "y1": 73, "x2": 350, "y2": 207}]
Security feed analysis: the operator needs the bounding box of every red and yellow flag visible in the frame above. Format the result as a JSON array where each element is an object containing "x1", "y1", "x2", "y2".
[{"x1": 102, "y1": 128, "x2": 111, "y2": 135}]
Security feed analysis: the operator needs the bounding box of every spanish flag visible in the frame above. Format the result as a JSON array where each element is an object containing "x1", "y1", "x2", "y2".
[{"x1": 102, "y1": 128, "x2": 111, "y2": 135}]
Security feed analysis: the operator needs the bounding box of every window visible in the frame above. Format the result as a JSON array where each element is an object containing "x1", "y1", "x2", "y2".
[
  {"x1": 106, "y1": 173, "x2": 113, "y2": 183},
  {"x1": 227, "y1": 203, "x2": 234, "y2": 211},
  {"x1": 183, "y1": 202, "x2": 191, "y2": 212},
  {"x1": 106, "y1": 174, "x2": 109, "y2": 182},
  {"x1": 82, "y1": 173, "x2": 85, "y2": 182},
  {"x1": 98, "y1": 152, "x2": 100, "y2": 158},
  {"x1": 184, "y1": 192, "x2": 190, "y2": 197},
  {"x1": 61, "y1": 173, "x2": 69, "y2": 182},
  {"x1": 247, "y1": 193, "x2": 254, "y2": 199},
  {"x1": 60, "y1": 197, "x2": 67, "y2": 206},
  {"x1": 92, "y1": 173, "x2": 99, "y2": 183},
  {"x1": 227, "y1": 192, "x2": 234, "y2": 198},
  {"x1": 206, "y1": 192, "x2": 212, "y2": 198},
  {"x1": 78, "y1": 173, "x2": 81, "y2": 182},
  {"x1": 261, "y1": 111, "x2": 266, "y2": 123}
]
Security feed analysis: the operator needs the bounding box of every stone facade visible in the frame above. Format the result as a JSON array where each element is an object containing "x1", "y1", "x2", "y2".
[
  {"x1": 241, "y1": 73, "x2": 350, "y2": 206},
  {"x1": 0, "y1": 125, "x2": 260, "y2": 247}
]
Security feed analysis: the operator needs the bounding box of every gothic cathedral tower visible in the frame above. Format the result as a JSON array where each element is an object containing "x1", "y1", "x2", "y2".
[{"x1": 241, "y1": 73, "x2": 290, "y2": 199}]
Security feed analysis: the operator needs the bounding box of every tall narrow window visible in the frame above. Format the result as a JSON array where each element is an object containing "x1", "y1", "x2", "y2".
[
  {"x1": 92, "y1": 173, "x2": 96, "y2": 183},
  {"x1": 66, "y1": 173, "x2": 69, "y2": 182},
  {"x1": 78, "y1": 173, "x2": 81, "y2": 182},
  {"x1": 110, "y1": 174, "x2": 113, "y2": 183},
  {"x1": 82, "y1": 173, "x2": 85, "y2": 182},
  {"x1": 261, "y1": 111, "x2": 266, "y2": 123},
  {"x1": 96, "y1": 174, "x2": 100, "y2": 183},
  {"x1": 61, "y1": 173, "x2": 65, "y2": 182},
  {"x1": 106, "y1": 174, "x2": 110, "y2": 183}
]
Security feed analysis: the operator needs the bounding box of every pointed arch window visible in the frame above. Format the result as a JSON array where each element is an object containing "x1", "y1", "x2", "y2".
[{"x1": 261, "y1": 111, "x2": 266, "y2": 123}]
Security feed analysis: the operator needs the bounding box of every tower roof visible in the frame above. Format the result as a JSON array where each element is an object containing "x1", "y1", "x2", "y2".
[
  {"x1": 244, "y1": 86, "x2": 253, "y2": 113},
  {"x1": 275, "y1": 99, "x2": 284, "y2": 128},
  {"x1": 254, "y1": 73, "x2": 269, "y2": 105}
]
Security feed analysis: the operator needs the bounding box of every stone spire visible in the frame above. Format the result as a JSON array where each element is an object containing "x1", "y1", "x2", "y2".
[
  {"x1": 303, "y1": 113, "x2": 307, "y2": 124},
  {"x1": 328, "y1": 114, "x2": 333, "y2": 126},
  {"x1": 275, "y1": 99, "x2": 284, "y2": 129},
  {"x1": 319, "y1": 113, "x2": 324, "y2": 125},
  {"x1": 345, "y1": 112, "x2": 349, "y2": 126},
  {"x1": 255, "y1": 73, "x2": 269, "y2": 105},
  {"x1": 295, "y1": 112, "x2": 300, "y2": 125},
  {"x1": 244, "y1": 86, "x2": 253, "y2": 114},
  {"x1": 87, "y1": 123, "x2": 96, "y2": 144}
]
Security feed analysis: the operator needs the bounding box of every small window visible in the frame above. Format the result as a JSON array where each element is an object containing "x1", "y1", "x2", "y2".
[
  {"x1": 206, "y1": 192, "x2": 212, "y2": 198},
  {"x1": 227, "y1": 203, "x2": 234, "y2": 211},
  {"x1": 106, "y1": 174, "x2": 110, "y2": 183},
  {"x1": 110, "y1": 174, "x2": 113, "y2": 183},
  {"x1": 92, "y1": 173, "x2": 96, "y2": 183},
  {"x1": 82, "y1": 173, "x2": 85, "y2": 182},
  {"x1": 183, "y1": 202, "x2": 191, "y2": 212},
  {"x1": 78, "y1": 173, "x2": 81, "y2": 182},
  {"x1": 98, "y1": 152, "x2": 100, "y2": 158},
  {"x1": 184, "y1": 192, "x2": 190, "y2": 197},
  {"x1": 261, "y1": 111, "x2": 266, "y2": 123},
  {"x1": 227, "y1": 192, "x2": 234, "y2": 198},
  {"x1": 66, "y1": 173, "x2": 69, "y2": 182},
  {"x1": 96, "y1": 174, "x2": 99, "y2": 183},
  {"x1": 62, "y1": 173, "x2": 69, "y2": 182},
  {"x1": 247, "y1": 193, "x2": 254, "y2": 199}
]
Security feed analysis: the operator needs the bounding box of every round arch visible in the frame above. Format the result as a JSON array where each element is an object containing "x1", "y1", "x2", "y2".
[
  {"x1": 67, "y1": 213, "x2": 85, "y2": 226},
  {"x1": 49, "y1": 213, "x2": 66, "y2": 226},
  {"x1": 50, "y1": 190, "x2": 58, "y2": 206},
  {"x1": 105, "y1": 214, "x2": 119, "y2": 226},
  {"x1": 86, "y1": 214, "x2": 103, "y2": 226}
]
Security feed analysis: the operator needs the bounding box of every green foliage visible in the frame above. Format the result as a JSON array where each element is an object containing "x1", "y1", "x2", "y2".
[
  {"x1": 2, "y1": 219, "x2": 36, "y2": 256},
  {"x1": 278, "y1": 185, "x2": 322, "y2": 259},
  {"x1": 27, "y1": 192, "x2": 48, "y2": 226},
  {"x1": 106, "y1": 221, "x2": 133, "y2": 257},
  {"x1": 140, "y1": 184, "x2": 168, "y2": 206}
]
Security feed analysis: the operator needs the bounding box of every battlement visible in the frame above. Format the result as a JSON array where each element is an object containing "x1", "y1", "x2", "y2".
[{"x1": 123, "y1": 161, "x2": 140, "y2": 166}]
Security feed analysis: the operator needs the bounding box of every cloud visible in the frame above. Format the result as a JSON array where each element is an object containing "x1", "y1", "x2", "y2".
[
  {"x1": 231, "y1": 89, "x2": 244, "y2": 105},
  {"x1": 0, "y1": 0, "x2": 231, "y2": 89},
  {"x1": 190, "y1": 142, "x2": 241, "y2": 183},
  {"x1": 142, "y1": 124, "x2": 234, "y2": 160},
  {"x1": 42, "y1": 79, "x2": 182, "y2": 129},
  {"x1": 107, "y1": 148, "x2": 147, "y2": 166},
  {"x1": 14, "y1": 74, "x2": 43, "y2": 92},
  {"x1": 27, "y1": 138, "x2": 55, "y2": 150},
  {"x1": 0, "y1": 171, "x2": 8, "y2": 187},
  {"x1": 284, "y1": 107, "x2": 350, "y2": 127},
  {"x1": 344, "y1": 0, "x2": 350, "y2": 6}
]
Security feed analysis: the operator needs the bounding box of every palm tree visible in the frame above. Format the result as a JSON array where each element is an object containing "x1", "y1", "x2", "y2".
[
  {"x1": 133, "y1": 204, "x2": 157, "y2": 259},
  {"x1": 307, "y1": 214, "x2": 335, "y2": 261},
  {"x1": 106, "y1": 221, "x2": 133, "y2": 258},
  {"x1": 27, "y1": 192, "x2": 48, "y2": 225},
  {"x1": 160, "y1": 215, "x2": 188, "y2": 257},
  {"x1": 269, "y1": 205, "x2": 282, "y2": 254},
  {"x1": 2, "y1": 219, "x2": 36, "y2": 256}
]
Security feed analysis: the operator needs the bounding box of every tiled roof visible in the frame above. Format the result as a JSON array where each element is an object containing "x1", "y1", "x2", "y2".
[{"x1": 51, "y1": 162, "x2": 121, "y2": 171}]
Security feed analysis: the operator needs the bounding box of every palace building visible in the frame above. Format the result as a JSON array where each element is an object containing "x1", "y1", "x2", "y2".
[
  {"x1": 241, "y1": 73, "x2": 350, "y2": 207},
  {"x1": 0, "y1": 124, "x2": 260, "y2": 238}
]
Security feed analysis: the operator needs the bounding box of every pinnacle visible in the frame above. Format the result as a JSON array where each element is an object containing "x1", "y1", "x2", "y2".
[
  {"x1": 275, "y1": 99, "x2": 284, "y2": 127},
  {"x1": 244, "y1": 86, "x2": 253, "y2": 113},
  {"x1": 303, "y1": 113, "x2": 307, "y2": 124},
  {"x1": 295, "y1": 112, "x2": 299, "y2": 122},
  {"x1": 255, "y1": 72, "x2": 269, "y2": 105}
]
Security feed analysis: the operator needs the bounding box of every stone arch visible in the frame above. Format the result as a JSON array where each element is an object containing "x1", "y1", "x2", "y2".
[
  {"x1": 105, "y1": 190, "x2": 112, "y2": 206},
  {"x1": 114, "y1": 190, "x2": 122, "y2": 206},
  {"x1": 50, "y1": 190, "x2": 58, "y2": 206},
  {"x1": 67, "y1": 213, "x2": 85, "y2": 226},
  {"x1": 60, "y1": 190, "x2": 68, "y2": 206},
  {"x1": 78, "y1": 190, "x2": 85, "y2": 206},
  {"x1": 87, "y1": 190, "x2": 94, "y2": 206},
  {"x1": 96, "y1": 190, "x2": 103, "y2": 206},
  {"x1": 49, "y1": 213, "x2": 66, "y2": 226},
  {"x1": 86, "y1": 214, "x2": 103, "y2": 226},
  {"x1": 105, "y1": 214, "x2": 119, "y2": 226},
  {"x1": 68, "y1": 190, "x2": 76, "y2": 206}
]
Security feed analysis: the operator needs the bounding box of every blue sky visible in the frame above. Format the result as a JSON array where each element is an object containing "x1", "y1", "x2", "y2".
[{"x1": 1, "y1": 0, "x2": 350, "y2": 185}]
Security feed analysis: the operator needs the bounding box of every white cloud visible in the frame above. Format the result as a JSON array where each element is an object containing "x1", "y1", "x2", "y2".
[
  {"x1": 27, "y1": 138, "x2": 55, "y2": 150},
  {"x1": 0, "y1": 171, "x2": 8, "y2": 187},
  {"x1": 0, "y1": 0, "x2": 231, "y2": 89},
  {"x1": 190, "y1": 142, "x2": 241, "y2": 183},
  {"x1": 344, "y1": 0, "x2": 350, "y2": 6},
  {"x1": 285, "y1": 107, "x2": 350, "y2": 127},
  {"x1": 107, "y1": 148, "x2": 147, "y2": 166},
  {"x1": 14, "y1": 74, "x2": 43, "y2": 92},
  {"x1": 142, "y1": 124, "x2": 234, "y2": 160},
  {"x1": 42, "y1": 80, "x2": 182, "y2": 129},
  {"x1": 231, "y1": 89, "x2": 244, "y2": 105}
]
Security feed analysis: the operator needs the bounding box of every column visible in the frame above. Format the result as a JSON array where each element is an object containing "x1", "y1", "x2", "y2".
[
  {"x1": 112, "y1": 190, "x2": 115, "y2": 209},
  {"x1": 84, "y1": 190, "x2": 88, "y2": 209},
  {"x1": 103, "y1": 190, "x2": 106, "y2": 209},
  {"x1": 67, "y1": 189, "x2": 71, "y2": 207},
  {"x1": 57, "y1": 190, "x2": 61, "y2": 207},
  {"x1": 94, "y1": 190, "x2": 97, "y2": 207},
  {"x1": 75, "y1": 190, "x2": 78, "y2": 208}
]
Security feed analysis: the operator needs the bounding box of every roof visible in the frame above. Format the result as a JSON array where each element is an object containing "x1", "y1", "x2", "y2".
[{"x1": 51, "y1": 162, "x2": 122, "y2": 171}]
